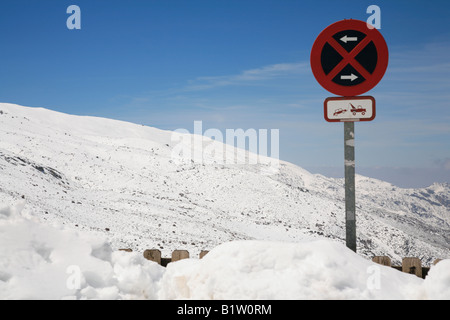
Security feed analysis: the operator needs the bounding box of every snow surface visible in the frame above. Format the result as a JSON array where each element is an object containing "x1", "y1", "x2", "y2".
[
  {"x1": 1, "y1": 203, "x2": 449, "y2": 300},
  {"x1": 0, "y1": 103, "x2": 448, "y2": 266},
  {"x1": 0, "y1": 103, "x2": 449, "y2": 300}
]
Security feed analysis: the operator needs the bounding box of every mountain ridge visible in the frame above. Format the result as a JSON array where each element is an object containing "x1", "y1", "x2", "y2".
[{"x1": 0, "y1": 103, "x2": 448, "y2": 265}]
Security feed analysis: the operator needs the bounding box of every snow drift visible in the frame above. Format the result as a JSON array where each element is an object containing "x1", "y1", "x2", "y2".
[
  {"x1": 1, "y1": 203, "x2": 449, "y2": 300},
  {"x1": 0, "y1": 202, "x2": 164, "y2": 300}
]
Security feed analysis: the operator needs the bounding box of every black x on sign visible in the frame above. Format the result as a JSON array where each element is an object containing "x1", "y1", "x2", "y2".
[{"x1": 311, "y1": 19, "x2": 389, "y2": 97}]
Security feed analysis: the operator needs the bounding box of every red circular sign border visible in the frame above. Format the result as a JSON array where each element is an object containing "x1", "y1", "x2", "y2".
[{"x1": 311, "y1": 19, "x2": 389, "y2": 97}]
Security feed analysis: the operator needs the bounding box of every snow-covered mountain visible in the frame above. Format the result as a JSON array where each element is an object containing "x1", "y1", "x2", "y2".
[{"x1": 0, "y1": 103, "x2": 448, "y2": 265}]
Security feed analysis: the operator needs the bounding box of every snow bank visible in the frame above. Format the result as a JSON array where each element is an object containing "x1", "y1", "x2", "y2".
[
  {"x1": 0, "y1": 203, "x2": 449, "y2": 300},
  {"x1": 158, "y1": 240, "x2": 424, "y2": 300},
  {"x1": 422, "y1": 259, "x2": 450, "y2": 300},
  {"x1": 0, "y1": 202, "x2": 164, "y2": 300}
]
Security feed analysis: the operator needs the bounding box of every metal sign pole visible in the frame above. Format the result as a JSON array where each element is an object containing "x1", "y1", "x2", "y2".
[
  {"x1": 344, "y1": 122, "x2": 357, "y2": 252},
  {"x1": 311, "y1": 19, "x2": 388, "y2": 254}
]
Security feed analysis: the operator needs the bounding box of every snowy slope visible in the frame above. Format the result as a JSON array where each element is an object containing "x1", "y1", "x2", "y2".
[{"x1": 0, "y1": 103, "x2": 448, "y2": 265}]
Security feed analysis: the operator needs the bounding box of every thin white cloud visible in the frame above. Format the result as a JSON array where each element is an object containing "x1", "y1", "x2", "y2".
[
  {"x1": 435, "y1": 158, "x2": 450, "y2": 171},
  {"x1": 388, "y1": 41, "x2": 450, "y2": 82},
  {"x1": 446, "y1": 159, "x2": 450, "y2": 171},
  {"x1": 184, "y1": 62, "x2": 309, "y2": 91}
]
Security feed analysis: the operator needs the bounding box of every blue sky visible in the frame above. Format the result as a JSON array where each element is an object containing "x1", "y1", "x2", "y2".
[{"x1": 0, "y1": 0, "x2": 449, "y2": 187}]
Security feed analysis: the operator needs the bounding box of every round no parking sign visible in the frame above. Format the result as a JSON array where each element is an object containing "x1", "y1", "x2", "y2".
[{"x1": 310, "y1": 19, "x2": 389, "y2": 97}]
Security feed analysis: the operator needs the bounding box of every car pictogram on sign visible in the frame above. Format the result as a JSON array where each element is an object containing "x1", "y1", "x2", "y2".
[
  {"x1": 349, "y1": 103, "x2": 366, "y2": 115},
  {"x1": 333, "y1": 108, "x2": 347, "y2": 116}
]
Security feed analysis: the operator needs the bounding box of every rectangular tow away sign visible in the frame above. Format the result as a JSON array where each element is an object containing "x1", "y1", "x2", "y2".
[{"x1": 324, "y1": 96, "x2": 376, "y2": 122}]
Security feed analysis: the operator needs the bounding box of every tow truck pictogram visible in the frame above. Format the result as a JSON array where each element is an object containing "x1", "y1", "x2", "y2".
[{"x1": 349, "y1": 103, "x2": 366, "y2": 116}]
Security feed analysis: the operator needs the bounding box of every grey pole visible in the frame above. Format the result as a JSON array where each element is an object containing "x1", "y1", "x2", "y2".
[{"x1": 344, "y1": 122, "x2": 357, "y2": 252}]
